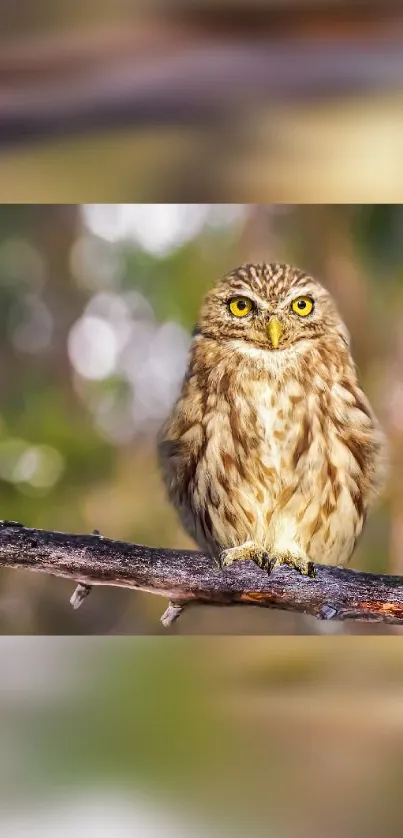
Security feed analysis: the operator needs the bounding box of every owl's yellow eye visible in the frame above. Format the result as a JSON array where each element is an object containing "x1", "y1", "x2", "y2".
[
  {"x1": 291, "y1": 296, "x2": 314, "y2": 317},
  {"x1": 229, "y1": 296, "x2": 253, "y2": 317}
]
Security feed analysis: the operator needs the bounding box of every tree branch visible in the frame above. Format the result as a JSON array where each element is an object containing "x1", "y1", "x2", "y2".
[{"x1": 0, "y1": 521, "x2": 402, "y2": 627}]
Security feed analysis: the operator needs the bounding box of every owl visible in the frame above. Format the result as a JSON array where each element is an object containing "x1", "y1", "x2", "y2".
[{"x1": 158, "y1": 263, "x2": 387, "y2": 576}]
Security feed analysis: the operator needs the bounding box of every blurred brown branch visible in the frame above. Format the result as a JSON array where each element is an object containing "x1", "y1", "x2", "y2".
[
  {"x1": 1, "y1": 39, "x2": 403, "y2": 147},
  {"x1": 0, "y1": 521, "x2": 402, "y2": 628}
]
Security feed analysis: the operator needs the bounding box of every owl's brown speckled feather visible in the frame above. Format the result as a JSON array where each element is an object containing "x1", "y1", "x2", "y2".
[{"x1": 158, "y1": 263, "x2": 387, "y2": 575}]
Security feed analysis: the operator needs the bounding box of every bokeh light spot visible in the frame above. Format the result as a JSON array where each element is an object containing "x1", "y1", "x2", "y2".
[{"x1": 68, "y1": 316, "x2": 119, "y2": 380}]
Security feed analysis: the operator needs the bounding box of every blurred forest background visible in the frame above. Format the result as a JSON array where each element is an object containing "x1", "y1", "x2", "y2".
[
  {"x1": 1, "y1": 0, "x2": 403, "y2": 201},
  {"x1": 0, "y1": 202, "x2": 399, "y2": 635}
]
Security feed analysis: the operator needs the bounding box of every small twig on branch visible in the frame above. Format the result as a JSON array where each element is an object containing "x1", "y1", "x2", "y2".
[
  {"x1": 0, "y1": 521, "x2": 402, "y2": 628},
  {"x1": 160, "y1": 600, "x2": 187, "y2": 628},
  {"x1": 70, "y1": 583, "x2": 92, "y2": 610},
  {"x1": 70, "y1": 528, "x2": 103, "y2": 608}
]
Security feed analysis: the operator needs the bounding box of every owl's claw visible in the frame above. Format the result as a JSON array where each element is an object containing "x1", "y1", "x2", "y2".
[
  {"x1": 220, "y1": 542, "x2": 274, "y2": 572},
  {"x1": 220, "y1": 543, "x2": 315, "y2": 578},
  {"x1": 271, "y1": 552, "x2": 315, "y2": 578}
]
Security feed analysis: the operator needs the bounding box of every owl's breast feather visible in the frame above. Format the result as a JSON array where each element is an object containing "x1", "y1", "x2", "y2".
[
  {"x1": 200, "y1": 369, "x2": 382, "y2": 565},
  {"x1": 160, "y1": 337, "x2": 386, "y2": 568}
]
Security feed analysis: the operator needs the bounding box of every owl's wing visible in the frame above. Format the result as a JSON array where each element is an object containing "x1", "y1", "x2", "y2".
[{"x1": 158, "y1": 432, "x2": 200, "y2": 504}]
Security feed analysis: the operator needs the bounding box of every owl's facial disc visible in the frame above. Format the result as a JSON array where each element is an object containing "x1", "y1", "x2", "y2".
[{"x1": 196, "y1": 265, "x2": 351, "y2": 353}]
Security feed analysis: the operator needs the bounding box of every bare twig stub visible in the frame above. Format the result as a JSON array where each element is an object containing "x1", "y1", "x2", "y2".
[
  {"x1": 0, "y1": 521, "x2": 401, "y2": 627},
  {"x1": 70, "y1": 583, "x2": 92, "y2": 610}
]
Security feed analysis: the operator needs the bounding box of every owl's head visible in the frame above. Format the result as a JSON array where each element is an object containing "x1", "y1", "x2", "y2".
[{"x1": 197, "y1": 263, "x2": 349, "y2": 352}]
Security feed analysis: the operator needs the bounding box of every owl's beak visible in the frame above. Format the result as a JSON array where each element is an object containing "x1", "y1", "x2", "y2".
[{"x1": 267, "y1": 316, "x2": 283, "y2": 349}]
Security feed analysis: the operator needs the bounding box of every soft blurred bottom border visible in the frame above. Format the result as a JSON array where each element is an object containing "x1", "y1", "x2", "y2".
[
  {"x1": 3, "y1": 91, "x2": 403, "y2": 203},
  {"x1": 1, "y1": 636, "x2": 403, "y2": 837}
]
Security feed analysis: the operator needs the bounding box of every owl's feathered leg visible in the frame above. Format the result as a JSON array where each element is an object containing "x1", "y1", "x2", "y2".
[{"x1": 221, "y1": 541, "x2": 315, "y2": 578}]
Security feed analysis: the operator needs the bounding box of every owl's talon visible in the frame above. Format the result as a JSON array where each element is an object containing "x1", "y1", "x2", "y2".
[
  {"x1": 253, "y1": 551, "x2": 273, "y2": 572},
  {"x1": 220, "y1": 543, "x2": 315, "y2": 579},
  {"x1": 220, "y1": 543, "x2": 273, "y2": 572},
  {"x1": 271, "y1": 553, "x2": 315, "y2": 578}
]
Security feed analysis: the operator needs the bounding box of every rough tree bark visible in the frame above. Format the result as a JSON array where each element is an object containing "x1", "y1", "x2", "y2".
[{"x1": 0, "y1": 521, "x2": 401, "y2": 628}]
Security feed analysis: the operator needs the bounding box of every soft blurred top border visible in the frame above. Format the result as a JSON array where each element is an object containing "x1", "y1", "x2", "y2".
[
  {"x1": 1, "y1": 9, "x2": 403, "y2": 150},
  {"x1": 0, "y1": 2, "x2": 403, "y2": 203}
]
